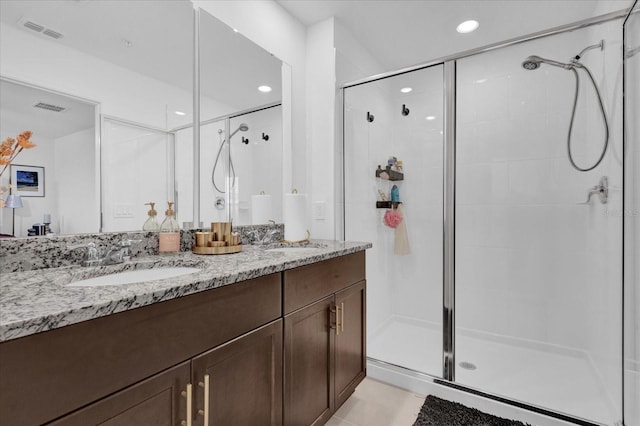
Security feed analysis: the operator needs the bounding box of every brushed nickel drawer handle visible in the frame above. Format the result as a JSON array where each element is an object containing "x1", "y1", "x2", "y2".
[
  {"x1": 341, "y1": 302, "x2": 345, "y2": 332},
  {"x1": 336, "y1": 304, "x2": 341, "y2": 335}
]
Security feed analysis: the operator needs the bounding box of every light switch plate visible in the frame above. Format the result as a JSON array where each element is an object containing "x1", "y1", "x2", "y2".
[
  {"x1": 113, "y1": 204, "x2": 134, "y2": 218},
  {"x1": 313, "y1": 201, "x2": 326, "y2": 221}
]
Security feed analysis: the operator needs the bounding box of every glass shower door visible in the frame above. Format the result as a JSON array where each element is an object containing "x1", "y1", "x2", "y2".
[
  {"x1": 454, "y1": 19, "x2": 623, "y2": 425},
  {"x1": 344, "y1": 65, "x2": 444, "y2": 378}
]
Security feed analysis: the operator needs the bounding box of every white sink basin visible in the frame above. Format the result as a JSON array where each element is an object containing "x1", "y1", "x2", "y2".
[
  {"x1": 265, "y1": 247, "x2": 320, "y2": 254},
  {"x1": 67, "y1": 267, "x2": 202, "y2": 287}
]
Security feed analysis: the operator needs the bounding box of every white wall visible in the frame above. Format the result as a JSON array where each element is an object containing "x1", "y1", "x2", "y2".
[
  {"x1": 54, "y1": 128, "x2": 99, "y2": 234},
  {"x1": 306, "y1": 18, "x2": 337, "y2": 239}
]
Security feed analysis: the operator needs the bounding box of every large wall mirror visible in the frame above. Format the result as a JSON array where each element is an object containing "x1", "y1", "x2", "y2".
[
  {"x1": 0, "y1": 79, "x2": 100, "y2": 237},
  {"x1": 194, "y1": 9, "x2": 285, "y2": 227},
  {"x1": 0, "y1": 0, "x2": 290, "y2": 237}
]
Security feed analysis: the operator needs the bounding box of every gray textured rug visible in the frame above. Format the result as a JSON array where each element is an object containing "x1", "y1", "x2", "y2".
[{"x1": 413, "y1": 395, "x2": 532, "y2": 426}]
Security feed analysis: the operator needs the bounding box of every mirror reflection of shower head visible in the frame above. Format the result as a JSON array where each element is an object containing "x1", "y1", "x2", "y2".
[
  {"x1": 212, "y1": 123, "x2": 249, "y2": 194},
  {"x1": 229, "y1": 123, "x2": 249, "y2": 137}
]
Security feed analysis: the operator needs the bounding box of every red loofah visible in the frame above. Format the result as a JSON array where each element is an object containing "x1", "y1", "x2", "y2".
[{"x1": 383, "y1": 209, "x2": 403, "y2": 228}]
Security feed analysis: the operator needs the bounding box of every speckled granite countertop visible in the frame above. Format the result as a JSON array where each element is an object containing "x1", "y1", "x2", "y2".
[{"x1": 0, "y1": 240, "x2": 371, "y2": 343}]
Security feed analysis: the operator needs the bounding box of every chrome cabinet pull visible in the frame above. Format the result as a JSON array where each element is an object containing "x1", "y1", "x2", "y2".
[
  {"x1": 341, "y1": 302, "x2": 345, "y2": 332},
  {"x1": 336, "y1": 304, "x2": 341, "y2": 335}
]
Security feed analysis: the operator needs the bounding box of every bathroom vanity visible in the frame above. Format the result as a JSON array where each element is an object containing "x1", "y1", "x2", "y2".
[{"x1": 0, "y1": 241, "x2": 370, "y2": 426}]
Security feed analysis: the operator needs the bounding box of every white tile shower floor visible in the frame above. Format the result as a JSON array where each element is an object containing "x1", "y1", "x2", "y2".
[{"x1": 367, "y1": 317, "x2": 618, "y2": 425}]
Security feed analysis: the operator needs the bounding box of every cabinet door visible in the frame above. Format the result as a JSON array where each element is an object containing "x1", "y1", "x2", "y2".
[
  {"x1": 191, "y1": 319, "x2": 283, "y2": 426},
  {"x1": 284, "y1": 295, "x2": 335, "y2": 426},
  {"x1": 49, "y1": 361, "x2": 190, "y2": 426},
  {"x1": 335, "y1": 280, "x2": 366, "y2": 409}
]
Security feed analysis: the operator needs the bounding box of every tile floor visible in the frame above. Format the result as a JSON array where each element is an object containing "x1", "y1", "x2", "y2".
[{"x1": 327, "y1": 378, "x2": 426, "y2": 426}]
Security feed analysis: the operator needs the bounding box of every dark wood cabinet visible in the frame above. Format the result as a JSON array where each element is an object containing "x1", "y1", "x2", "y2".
[
  {"x1": 283, "y1": 252, "x2": 366, "y2": 426},
  {"x1": 50, "y1": 362, "x2": 191, "y2": 426},
  {"x1": 284, "y1": 295, "x2": 335, "y2": 426},
  {"x1": 335, "y1": 280, "x2": 366, "y2": 408},
  {"x1": 192, "y1": 319, "x2": 283, "y2": 426},
  {"x1": 0, "y1": 252, "x2": 367, "y2": 426},
  {"x1": 0, "y1": 273, "x2": 281, "y2": 426}
]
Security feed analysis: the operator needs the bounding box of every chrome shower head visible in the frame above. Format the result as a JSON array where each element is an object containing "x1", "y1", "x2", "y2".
[
  {"x1": 522, "y1": 55, "x2": 572, "y2": 71},
  {"x1": 522, "y1": 55, "x2": 542, "y2": 70}
]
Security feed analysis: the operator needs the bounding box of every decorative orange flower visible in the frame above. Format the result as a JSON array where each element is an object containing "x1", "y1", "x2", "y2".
[
  {"x1": 17, "y1": 132, "x2": 36, "y2": 149},
  {"x1": 0, "y1": 130, "x2": 37, "y2": 178}
]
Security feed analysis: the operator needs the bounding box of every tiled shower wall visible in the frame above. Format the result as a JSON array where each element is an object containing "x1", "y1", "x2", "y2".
[
  {"x1": 455, "y1": 19, "x2": 623, "y2": 417},
  {"x1": 344, "y1": 66, "x2": 444, "y2": 376}
]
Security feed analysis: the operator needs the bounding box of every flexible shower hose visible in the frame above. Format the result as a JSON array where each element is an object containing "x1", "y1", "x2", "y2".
[
  {"x1": 567, "y1": 64, "x2": 609, "y2": 172},
  {"x1": 211, "y1": 132, "x2": 236, "y2": 194}
]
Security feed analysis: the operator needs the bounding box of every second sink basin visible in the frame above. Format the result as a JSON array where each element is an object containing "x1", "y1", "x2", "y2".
[{"x1": 67, "y1": 267, "x2": 202, "y2": 287}]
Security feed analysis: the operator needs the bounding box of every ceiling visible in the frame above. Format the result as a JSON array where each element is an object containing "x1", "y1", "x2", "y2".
[
  {"x1": 277, "y1": 0, "x2": 632, "y2": 73},
  {"x1": 0, "y1": 80, "x2": 95, "y2": 140},
  {"x1": 0, "y1": 0, "x2": 281, "y2": 112}
]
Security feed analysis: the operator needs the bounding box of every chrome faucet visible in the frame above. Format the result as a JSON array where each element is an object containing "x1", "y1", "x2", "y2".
[
  {"x1": 578, "y1": 176, "x2": 608, "y2": 205},
  {"x1": 69, "y1": 239, "x2": 141, "y2": 266}
]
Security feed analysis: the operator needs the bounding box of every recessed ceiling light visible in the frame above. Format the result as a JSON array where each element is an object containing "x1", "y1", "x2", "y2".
[
  {"x1": 400, "y1": 87, "x2": 413, "y2": 93},
  {"x1": 258, "y1": 85, "x2": 272, "y2": 93},
  {"x1": 475, "y1": 78, "x2": 487, "y2": 84},
  {"x1": 425, "y1": 116, "x2": 436, "y2": 120},
  {"x1": 175, "y1": 111, "x2": 186, "y2": 116},
  {"x1": 233, "y1": 28, "x2": 239, "y2": 33},
  {"x1": 457, "y1": 20, "x2": 479, "y2": 34}
]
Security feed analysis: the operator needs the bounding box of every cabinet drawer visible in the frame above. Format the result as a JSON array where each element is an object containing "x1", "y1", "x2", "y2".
[
  {"x1": 283, "y1": 252, "x2": 365, "y2": 314},
  {"x1": 0, "y1": 273, "x2": 281, "y2": 426}
]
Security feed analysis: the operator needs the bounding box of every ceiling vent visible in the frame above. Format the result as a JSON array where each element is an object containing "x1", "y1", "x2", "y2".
[
  {"x1": 17, "y1": 17, "x2": 64, "y2": 40},
  {"x1": 33, "y1": 102, "x2": 67, "y2": 113},
  {"x1": 42, "y1": 29, "x2": 63, "y2": 40}
]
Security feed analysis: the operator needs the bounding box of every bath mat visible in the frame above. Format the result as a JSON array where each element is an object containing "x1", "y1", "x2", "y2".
[{"x1": 413, "y1": 395, "x2": 531, "y2": 426}]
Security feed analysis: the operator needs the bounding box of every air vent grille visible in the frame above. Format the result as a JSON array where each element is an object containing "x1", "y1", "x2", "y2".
[
  {"x1": 43, "y1": 29, "x2": 63, "y2": 40},
  {"x1": 34, "y1": 102, "x2": 66, "y2": 113},
  {"x1": 18, "y1": 17, "x2": 64, "y2": 40},
  {"x1": 22, "y1": 21, "x2": 44, "y2": 33}
]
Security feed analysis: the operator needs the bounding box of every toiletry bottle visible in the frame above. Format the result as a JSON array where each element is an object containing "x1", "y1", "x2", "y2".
[
  {"x1": 143, "y1": 202, "x2": 160, "y2": 231},
  {"x1": 159, "y1": 202, "x2": 180, "y2": 254}
]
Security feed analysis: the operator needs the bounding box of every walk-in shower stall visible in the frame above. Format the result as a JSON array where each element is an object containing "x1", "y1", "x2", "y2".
[{"x1": 343, "y1": 6, "x2": 638, "y2": 426}]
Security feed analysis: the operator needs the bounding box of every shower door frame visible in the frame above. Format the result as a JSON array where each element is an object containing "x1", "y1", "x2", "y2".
[{"x1": 341, "y1": 7, "x2": 630, "y2": 426}]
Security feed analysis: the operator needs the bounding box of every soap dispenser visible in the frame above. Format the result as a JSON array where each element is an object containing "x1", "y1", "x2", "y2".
[
  {"x1": 159, "y1": 201, "x2": 180, "y2": 254},
  {"x1": 143, "y1": 202, "x2": 160, "y2": 231}
]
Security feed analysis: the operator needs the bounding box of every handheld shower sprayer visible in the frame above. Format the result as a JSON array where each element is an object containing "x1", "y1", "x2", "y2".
[
  {"x1": 521, "y1": 41, "x2": 608, "y2": 172},
  {"x1": 212, "y1": 123, "x2": 249, "y2": 194}
]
